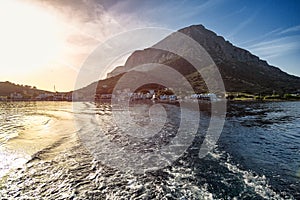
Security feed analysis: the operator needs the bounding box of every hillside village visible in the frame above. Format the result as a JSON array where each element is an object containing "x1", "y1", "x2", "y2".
[{"x1": 1, "y1": 80, "x2": 299, "y2": 102}]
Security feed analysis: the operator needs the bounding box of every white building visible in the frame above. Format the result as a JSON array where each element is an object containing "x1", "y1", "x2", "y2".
[
  {"x1": 36, "y1": 93, "x2": 53, "y2": 100},
  {"x1": 191, "y1": 93, "x2": 218, "y2": 101},
  {"x1": 0, "y1": 96, "x2": 8, "y2": 101},
  {"x1": 10, "y1": 92, "x2": 23, "y2": 100}
]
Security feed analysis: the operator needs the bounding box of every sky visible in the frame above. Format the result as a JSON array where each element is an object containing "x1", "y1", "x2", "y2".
[{"x1": 0, "y1": 0, "x2": 299, "y2": 91}]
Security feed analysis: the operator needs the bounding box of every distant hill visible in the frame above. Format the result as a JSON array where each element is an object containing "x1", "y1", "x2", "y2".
[
  {"x1": 105, "y1": 24, "x2": 300, "y2": 95},
  {"x1": 0, "y1": 81, "x2": 52, "y2": 97},
  {"x1": 0, "y1": 81, "x2": 74, "y2": 101}
]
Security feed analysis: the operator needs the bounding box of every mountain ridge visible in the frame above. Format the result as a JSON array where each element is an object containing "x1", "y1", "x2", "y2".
[{"x1": 105, "y1": 24, "x2": 300, "y2": 95}]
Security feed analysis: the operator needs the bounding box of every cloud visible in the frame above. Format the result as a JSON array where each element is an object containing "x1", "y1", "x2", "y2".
[
  {"x1": 178, "y1": 0, "x2": 223, "y2": 19},
  {"x1": 30, "y1": 0, "x2": 123, "y2": 40},
  {"x1": 226, "y1": 7, "x2": 263, "y2": 40},
  {"x1": 238, "y1": 27, "x2": 283, "y2": 45},
  {"x1": 22, "y1": 0, "x2": 129, "y2": 73},
  {"x1": 104, "y1": 0, "x2": 224, "y2": 29},
  {"x1": 105, "y1": 0, "x2": 181, "y2": 28},
  {"x1": 222, "y1": 6, "x2": 247, "y2": 19},
  {"x1": 26, "y1": 0, "x2": 178, "y2": 89},
  {"x1": 278, "y1": 25, "x2": 300, "y2": 35},
  {"x1": 247, "y1": 36, "x2": 300, "y2": 59},
  {"x1": 227, "y1": 16, "x2": 254, "y2": 39}
]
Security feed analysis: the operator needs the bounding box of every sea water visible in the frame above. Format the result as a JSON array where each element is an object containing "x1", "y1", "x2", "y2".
[{"x1": 0, "y1": 101, "x2": 299, "y2": 199}]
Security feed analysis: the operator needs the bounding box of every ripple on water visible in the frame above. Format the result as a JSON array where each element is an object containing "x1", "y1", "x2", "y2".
[{"x1": 0, "y1": 101, "x2": 299, "y2": 199}]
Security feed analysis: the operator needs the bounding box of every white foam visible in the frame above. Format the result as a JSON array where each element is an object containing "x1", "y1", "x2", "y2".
[
  {"x1": 0, "y1": 149, "x2": 29, "y2": 179},
  {"x1": 221, "y1": 153, "x2": 284, "y2": 200},
  {"x1": 166, "y1": 167, "x2": 214, "y2": 199}
]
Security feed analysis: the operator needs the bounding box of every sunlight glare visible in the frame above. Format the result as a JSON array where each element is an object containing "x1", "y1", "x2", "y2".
[{"x1": 0, "y1": 0, "x2": 65, "y2": 74}]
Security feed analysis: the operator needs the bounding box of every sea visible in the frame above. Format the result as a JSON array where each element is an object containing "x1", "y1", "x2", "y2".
[{"x1": 0, "y1": 101, "x2": 299, "y2": 199}]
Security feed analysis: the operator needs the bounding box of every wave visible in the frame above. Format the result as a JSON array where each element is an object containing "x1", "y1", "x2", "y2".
[
  {"x1": 27, "y1": 135, "x2": 72, "y2": 163},
  {"x1": 209, "y1": 150, "x2": 291, "y2": 200}
]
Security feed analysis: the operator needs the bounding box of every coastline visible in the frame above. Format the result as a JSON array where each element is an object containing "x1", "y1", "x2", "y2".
[{"x1": 228, "y1": 98, "x2": 300, "y2": 103}]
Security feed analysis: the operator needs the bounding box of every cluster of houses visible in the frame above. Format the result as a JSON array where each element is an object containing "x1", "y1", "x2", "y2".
[
  {"x1": 95, "y1": 88, "x2": 180, "y2": 102},
  {"x1": 154, "y1": 94, "x2": 177, "y2": 101},
  {"x1": 95, "y1": 92, "x2": 178, "y2": 102},
  {"x1": 190, "y1": 93, "x2": 218, "y2": 101},
  {"x1": 2, "y1": 87, "x2": 221, "y2": 103},
  {"x1": 95, "y1": 88, "x2": 219, "y2": 103},
  {"x1": 35, "y1": 93, "x2": 72, "y2": 101},
  {"x1": 10, "y1": 92, "x2": 24, "y2": 100},
  {"x1": 0, "y1": 92, "x2": 72, "y2": 101},
  {"x1": 95, "y1": 89, "x2": 154, "y2": 101},
  {"x1": 0, "y1": 96, "x2": 8, "y2": 101}
]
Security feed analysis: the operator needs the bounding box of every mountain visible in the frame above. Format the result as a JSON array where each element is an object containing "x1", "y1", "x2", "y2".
[{"x1": 106, "y1": 24, "x2": 300, "y2": 95}]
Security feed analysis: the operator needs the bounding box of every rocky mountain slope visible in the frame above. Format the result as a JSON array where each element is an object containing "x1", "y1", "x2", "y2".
[{"x1": 106, "y1": 25, "x2": 300, "y2": 95}]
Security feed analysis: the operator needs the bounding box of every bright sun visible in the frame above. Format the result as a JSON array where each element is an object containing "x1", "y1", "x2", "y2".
[{"x1": 0, "y1": 0, "x2": 64, "y2": 75}]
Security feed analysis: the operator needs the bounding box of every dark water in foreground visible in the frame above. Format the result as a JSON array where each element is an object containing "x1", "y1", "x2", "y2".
[{"x1": 0, "y1": 101, "x2": 299, "y2": 199}]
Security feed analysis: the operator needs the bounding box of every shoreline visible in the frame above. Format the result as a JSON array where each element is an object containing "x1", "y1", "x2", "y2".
[
  {"x1": 1, "y1": 98, "x2": 300, "y2": 104},
  {"x1": 228, "y1": 99, "x2": 300, "y2": 103}
]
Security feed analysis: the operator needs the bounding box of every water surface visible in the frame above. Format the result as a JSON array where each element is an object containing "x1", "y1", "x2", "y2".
[{"x1": 0, "y1": 101, "x2": 299, "y2": 199}]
